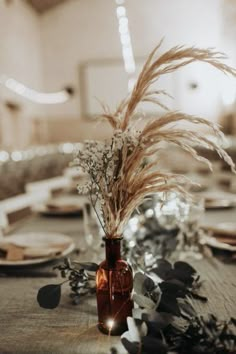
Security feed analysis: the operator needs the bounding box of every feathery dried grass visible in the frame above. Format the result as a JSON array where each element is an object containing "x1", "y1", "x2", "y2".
[{"x1": 90, "y1": 42, "x2": 236, "y2": 237}]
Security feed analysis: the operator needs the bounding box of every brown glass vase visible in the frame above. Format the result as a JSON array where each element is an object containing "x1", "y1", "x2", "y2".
[{"x1": 96, "y1": 237, "x2": 133, "y2": 335}]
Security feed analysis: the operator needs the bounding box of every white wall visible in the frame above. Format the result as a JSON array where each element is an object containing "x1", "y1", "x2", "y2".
[
  {"x1": 40, "y1": 0, "x2": 121, "y2": 118},
  {"x1": 0, "y1": 0, "x2": 43, "y2": 148},
  {"x1": 40, "y1": 0, "x2": 228, "y2": 124},
  {"x1": 1, "y1": 0, "x2": 235, "y2": 147}
]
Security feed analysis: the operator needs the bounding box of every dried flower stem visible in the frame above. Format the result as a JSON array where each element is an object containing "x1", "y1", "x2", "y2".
[{"x1": 75, "y1": 41, "x2": 236, "y2": 238}]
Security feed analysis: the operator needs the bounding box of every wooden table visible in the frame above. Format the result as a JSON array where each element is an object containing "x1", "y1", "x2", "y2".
[{"x1": 0, "y1": 210, "x2": 235, "y2": 354}]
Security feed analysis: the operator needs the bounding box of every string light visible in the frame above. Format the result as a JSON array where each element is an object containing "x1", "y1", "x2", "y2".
[
  {"x1": 0, "y1": 143, "x2": 78, "y2": 164},
  {"x1": 115, "y1": 0, "x2": 136, "y2": 91},
  {"x1": 0, "y1": 151, "x2": 9, "y2": 162},
  {"x1": 0, "y1": 75, "x2": 72, "y2": 104},
  {"x1": 11, "y1": 151, "x2": 23, "y2": 162}
]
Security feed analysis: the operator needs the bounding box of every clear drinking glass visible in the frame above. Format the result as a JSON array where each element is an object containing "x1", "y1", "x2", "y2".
[{"x1": 177, "y1": 195, "x2": 205, "y2": 260}]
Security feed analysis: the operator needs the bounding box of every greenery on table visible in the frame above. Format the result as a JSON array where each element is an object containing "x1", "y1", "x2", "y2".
[{"x1": 37, "y1": 258, "x2": 236, "y2": 353}]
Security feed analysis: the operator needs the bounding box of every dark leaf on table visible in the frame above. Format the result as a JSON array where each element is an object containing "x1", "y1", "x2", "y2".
[
  {"x1": 142, "y1": 311, "x2": 173, "y2": 330},
  {"x1": 37, "y1": 284, "x2": 61, "y2": 309},
  {"x1": 158, "y1": 294, "x2": 181, "y2": 317},
  {"x1": 172, "y1": 261, "x2": 196, "y2": 285},
  {"x1": 144, "y1": 276, "x2": 155, "y2": 292},
  {"x1": 152, "y1": 260, "x2": 196, "y2": 286},
  {"x1": 231, "y1": 317, "x2": 236, "y2": 326},
  {"x1": 120, "y1": 338, "x2": 140, "y2": 354},
  {"x1": 160, "y1": 281, "x2": 186, "y2": 298},
  {"x1": 152, "y1": 259, "x2": 172, "y2": 280},
  {"x1": 142, "y1": 336, "x2": 168, "y2": 354}
]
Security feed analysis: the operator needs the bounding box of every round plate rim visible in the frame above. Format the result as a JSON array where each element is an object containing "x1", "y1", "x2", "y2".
[
  {"x1": 203, "y1": 235, "x2": 236, "y2": 252},
  {"x1": 0, "y1": 232, "x2": 75, "y2": 266}
]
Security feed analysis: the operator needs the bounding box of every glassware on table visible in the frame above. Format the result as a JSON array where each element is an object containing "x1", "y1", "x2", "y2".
[
  {"x1": 96, "y1": 237, "x2": 133, "y2": 335},
  {"x1": 123, "y1": 193, "x2": 186, "y2": 269},
  {"x1": 123, "y1": 192, "x2": 205, "y2": 265},
  {"x1": 176, "y1": 195, "x2": 205, "y2": 260}
]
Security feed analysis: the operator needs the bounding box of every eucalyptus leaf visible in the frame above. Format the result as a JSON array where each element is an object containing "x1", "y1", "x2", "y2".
[
  {"x1": 160, "y1": 281, "x2": 186, "y2": 298},
  {"x1": 139, "y1": 321, "x2": 148, "y2": 337},
  {"x1": 37, "y1": 284, "x2": 61, "y2": 309},
  {"x1": 132, "y1": 308, "x2": 145, "y2": 320},
  {"x1": 120, "y1": 337, "x2": 140, "y2": 354},
  {"x1": 127, "y1": 317, "x2": 141, "y2": 342},
  {"x1": 174, "y1": 261, "x2": 196, "y2": 276},
  {"x1": 133, "y1": 272, "x2": 147, "y2": 294},
  {"x1": 142, "y1": 311, "x2": 173, "y2": 330},
  {"x1": 158, "y1": 294, "x2": 181, "y2": 317},
  {"x1": 144, "y1": 276, "x2": 155, "y2": 292},
  {"x1": 178, "y1": 299, "x2": 196, "y2": 319},
  {"x1": 172, "y1": 261, "x2": 196, "y2": 285},
  {"x1": 133, "y1": 294, "x2": 156, "y2": 310},
  {"x1": 231, "y1": 317, "x2": 236, "y2": 326},
  {"x1": 150, "y1": 285, "x2": 162, "y2": 307},
  {"x1": 142, "y1": 336, "x2": 168, "y2": 354},
  {"x1": 153, "y1": 259, "x2": 172, "y2": 280}
]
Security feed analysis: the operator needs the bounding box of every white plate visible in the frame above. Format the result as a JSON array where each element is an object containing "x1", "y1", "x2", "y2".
[
  {"x1": 0, "y1": 232, "x2": 75, "y2": 266},
  {"x1": 35, "y1": 205, "x2": 83, "y2": 216},
  {"x1": 212, "y1": 222, "x2": 236, "y2": 235},
  {"x1": 34, "y1": 196, "x2": 85, "y2": 216},
  {"x1": 203, "y1": 222, "x2": 236, "y2": 238},
  {"x1": 202, "y1": 235, "x2": 236, "y2": 252},
  {"x1": 204, "y1": 198, "x2": 235, "y2": 210}
]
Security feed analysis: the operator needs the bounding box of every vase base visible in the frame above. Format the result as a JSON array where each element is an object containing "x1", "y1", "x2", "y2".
[{"x1": 97, "y1": 322, "x2": 128, "y2": 336}]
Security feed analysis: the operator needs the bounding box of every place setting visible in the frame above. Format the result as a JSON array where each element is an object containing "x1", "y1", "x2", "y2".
[
  {"x1": 201, "y1": 191, "x2": 236, "y2": 210},
  {"x1": 0, "y1": 232, "x2": 75, "y2": 266},
  {"x1": 34, "y1": 195, "x2": 88, "y2": 217},
  {"x1": 201, "y1": 222, "x2": 236, "y2": 261},
  {"x1": 1, "y1": 2, "x2": 236, "y2": 352}
]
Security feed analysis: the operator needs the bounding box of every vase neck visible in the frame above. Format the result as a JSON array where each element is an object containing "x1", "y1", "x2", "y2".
[{"x1": 105, "y1": 238, "x2": 122, "y2": 268}]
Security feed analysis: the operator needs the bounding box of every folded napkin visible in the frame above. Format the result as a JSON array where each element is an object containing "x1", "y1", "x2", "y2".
[{"x1": 0, "y1": 241, "x2": 70, "y2": 261}]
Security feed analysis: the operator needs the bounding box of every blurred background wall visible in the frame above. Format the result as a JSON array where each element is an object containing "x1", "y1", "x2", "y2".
[{"x1": 0, "y1": 0, "x2": 236, "y2": 148}]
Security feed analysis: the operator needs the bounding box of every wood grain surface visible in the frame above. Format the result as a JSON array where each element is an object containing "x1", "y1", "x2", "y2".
[{"x1": 0, "y1": 211, "x2": 235, "y2": 354}]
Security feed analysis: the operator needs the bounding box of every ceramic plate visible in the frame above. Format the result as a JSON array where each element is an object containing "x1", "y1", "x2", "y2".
[
  {"x1": 204, "y1": 198, "x2": 235, "y2": 210},
  {"x1": 203, "y1": 222, "x2": 236, "y2": 243},
  {"x1": 202, "y1": 222, "x2": 236, "y2": 251},
  {"x1": 0, "y1": 232, "x2": 75, "y2": 266},
  {"x1": 202, "y1": 235, "x2": 236, "y2": 252},
  {"x1": 35, "y1": 196, "x2": 84, "y2": 216},
  {"x1": 36, "y1": 205, "x2": 83, "y2": 216}
]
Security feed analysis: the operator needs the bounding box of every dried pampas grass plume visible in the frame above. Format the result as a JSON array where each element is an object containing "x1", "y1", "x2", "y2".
[{"x1": 77, "y1": 41, "x2": 236, "y2": 237}]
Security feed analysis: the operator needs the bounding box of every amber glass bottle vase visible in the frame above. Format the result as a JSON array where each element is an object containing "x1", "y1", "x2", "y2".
[{"x1": 96, "y1": 237, "x2": 133, "y2": 335}]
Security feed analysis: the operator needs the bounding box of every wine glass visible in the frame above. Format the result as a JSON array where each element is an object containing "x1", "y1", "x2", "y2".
[{"x1": 177, "y1": 195, "x2": 205, "y2": 260}]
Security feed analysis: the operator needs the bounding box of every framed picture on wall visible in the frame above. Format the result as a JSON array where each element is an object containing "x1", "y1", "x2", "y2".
[{"x1": 79, "y1": 58, "x2": 175, "y2": 118}]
